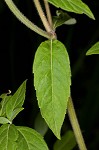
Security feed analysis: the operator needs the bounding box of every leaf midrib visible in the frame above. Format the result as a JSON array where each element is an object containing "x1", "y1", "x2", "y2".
[
  {"x1": 6, "y1": 124, "x2": 10, "y2": 150},
  {"x1": 50, "y1": 40, "x2": 58, "y2": 135}
]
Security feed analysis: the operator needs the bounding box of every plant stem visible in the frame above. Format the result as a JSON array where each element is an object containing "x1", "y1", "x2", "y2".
[
  {"x1": 68, "y1": 97, "x2": 87, "y2": 150},
  {"x1": 4, "y1": 0, "x2": 51, "y2": 39},
  {"x1": 43, "y1": 0, "x2": 53, "y2": 28},
  {"x1": 33, "y1": 0, "x2": 52, "y2": 33}
]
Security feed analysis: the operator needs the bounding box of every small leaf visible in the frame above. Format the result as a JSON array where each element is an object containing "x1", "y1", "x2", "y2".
[
  {"x1": 0, "y1": 124, "x2": 18, "y2": 150},
  {"x1": 6, "y1": 80, "x2": 26, "y2": 121},
  {"x1": 0, "y1": 90, "x2": 11, "y2": 99},
  {"x1": 33, "y1": 40, "x2": 71, "y2": 139},
  {"x1": 64, "y1": 18, "x2": 77, "y2": 25},
  {"x1": 0, "y1": 93, "x2": 7, "y2": 99},
  {"x1": 34, "y1": 112, "x2": 48, "y2": 136},
  {"x1": 86, "y1": 42, "x2": 99, "y2": 55},
  {"x1": 10, "y1": 107, "x2": 24, "y2": 121},
  {"x1": 53, "y1": 10, "x2": 76, "y2": 29},
  {"x1": 16, "y1": 126, "x2": 49, "y2": 150},
  {"x1": 48, "y1": 0, "x2": 95, "y2": 19},
  {"x1": 53, "y1": 130, "x2": 77, "y2": 150},
  {"x1": 0, "y1": 95, "x2": 11, "y2": 116},
  {"x1": 0, "y1": 117, "x2": 11, "y2": 124}
]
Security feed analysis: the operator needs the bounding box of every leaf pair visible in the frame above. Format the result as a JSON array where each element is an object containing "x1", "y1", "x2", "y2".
[
  {"x1": 0, "y1": 124, "x2": 49, "y2": 150},
  {"x1": 0, "y1": 80, "x2": 26, "y2": 124},
  {"x1": 0, "y1": 81, "x2": 49, "y2": 150}
]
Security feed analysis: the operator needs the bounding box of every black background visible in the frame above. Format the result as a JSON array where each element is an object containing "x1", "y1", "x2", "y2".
[{"x1": 0, "y1": 0, "x2": 99, "y2": 149}]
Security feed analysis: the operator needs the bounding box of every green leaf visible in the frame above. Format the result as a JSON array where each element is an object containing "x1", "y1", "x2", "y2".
[
  {"x1": 0, "y1": 93, "x2": 8, "y2": 99},
  {"x1": 33, "y1": 40, "x2": 71, "y2": 139},
  {"x1": 53, "y1": 10, "x2": 76, "y2": 29},
  {"x1": 0, "y1": 117, "x2": 11, "y2": 124},
  {"x1": 10, "y1": 107, "x2": 24, "y2": 121},
  {"x1": 6, "y1": 80, "x2": 26, "y2": 121},
  {"x1": 0, "y1": 124, "x2": 18, "y2": 150},
  {"x1": 16, "y1": 126, "x2": 49, "y2": 150},
  {"x1": 0, "y1": 124, "x2": 49, "y2": 150},
  {"x1": 0, "y1": 95, "x2": 11, "y2": 116},
  {"x1": 48, "y1": 0, "x2": 95, "y2": 19},
  {"x1": 53, "y1": 130, "x2": 77, "y2": 150},
  {"x1": 34, "y1": 112, "x2": 48, "y2": 136},
  {"x1": 86, "y1": 42, "x2": 99, "y2": 55}
]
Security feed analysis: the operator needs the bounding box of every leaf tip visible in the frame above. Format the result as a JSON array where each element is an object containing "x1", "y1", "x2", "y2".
[
  {"x1": 86, "y1": 51, "x2": 90, "y2": 56},
  {"x1": 56, "y1": 132, "x2": 61, "y2": 140},
  {"x1": 91, "y1": 14, "x2": 95, "y2": 20}
]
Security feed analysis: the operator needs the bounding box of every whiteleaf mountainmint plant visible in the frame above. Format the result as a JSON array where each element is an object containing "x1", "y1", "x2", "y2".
[{"x1": 0, "y1": 0, "x2": 95, "y2": 149}]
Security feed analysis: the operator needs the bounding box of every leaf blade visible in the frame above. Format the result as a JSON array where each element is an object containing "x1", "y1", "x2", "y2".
[
  {"x1": 0, "y1": 124, "x2": 18, "y2": 150},
  {"x1": 0, "y1": 117, "x2": 11, "y2": 124},
  {"x1": 10, "y1": 108, "x2": 24, "y2": 121},
  {"x1": 86, "y1": 42, "x2": 99, "y2": 55},
  {"x1": 16, "y1": 126, "x2": 49, "y2": 150},
  {"x1": 33, "y1": 40, "x2": 71, "y2": 139},
  {"x1": 53, "y1": 10, "x2": 76, "y2": 29},
  {"x1": 48, "y1": 0, "x2": 95, "y2": 19},
  {"x1": 0, "y1": 94, "x2": 11, "y2": 116},
  {"x1": 6, "y1": 80, "x2": 26, "y2": 121}
]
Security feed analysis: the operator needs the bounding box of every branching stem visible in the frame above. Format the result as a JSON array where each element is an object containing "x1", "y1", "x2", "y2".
[
  {"x1": 68, "y1": 97, "x2": 87, "y2": 150},
  {"x1": 43, "y1": 0, "x2": 53, "y2": 28},
  {"x1": 4, "y1": 1, "x2": 87, "y2": 149},
  {"x1": 33, "y1": 0, "x2": 52, "y2": 33},
  {"x1": 4, "y1": 0, "x2": 51, "y2": 39}
]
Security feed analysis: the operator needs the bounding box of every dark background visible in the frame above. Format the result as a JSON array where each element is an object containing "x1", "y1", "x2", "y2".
[{"x1": 0, "y1": 0, "x2": 99, "y2": 149}]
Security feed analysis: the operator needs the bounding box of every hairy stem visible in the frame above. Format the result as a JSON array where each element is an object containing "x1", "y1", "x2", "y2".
[
  {"x1": 33, "y1": 0, "x2": 53, "y2": 33},
  {"x1": 68, "y1": 97, "x2": 87, "y2": 150},
  {"x1": 43, "y1": 0, "x2": 53, "y2": 28},
  {"x1": 4, "y1": 0, "x2": 51, "y2": 39}
]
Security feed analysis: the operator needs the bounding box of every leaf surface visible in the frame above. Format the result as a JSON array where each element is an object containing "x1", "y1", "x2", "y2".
[
  {"x1": 48, "y1": 0, "x2": 95, "y2": 19},
  {"x1": 33, "y1": 40, "x2": 71, "y2": 139},
  {"x1": 86, "y1": 42, "x2": 99, "y2": 55},
  {"x1": 0, "y1": 124, "x2": 18, "y2": 150},
  {"x1": 0, "y1": 94, "x2": 11, "y2": 116},
  {"x1": 10, "y1": 107, "x2": 24, "y2": 121},
  {"x1": 16, "y1": 126, "x2": 49, "y2": 150},
  {"x1": 0, "y1": 124, "x2": 49, "y2": 150},
  {"x1": 53, "y1": 130, "x2": 76, "y2": 150},
  {"x1": 0, "y1": 117, "x2": 11, "y2": 124},
  {"x1": 6, "y1": 80, "x2": 26, "y2": 121},
  {"x1": 53, "y1": 10, "x2": 76, "y2": 29}
]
